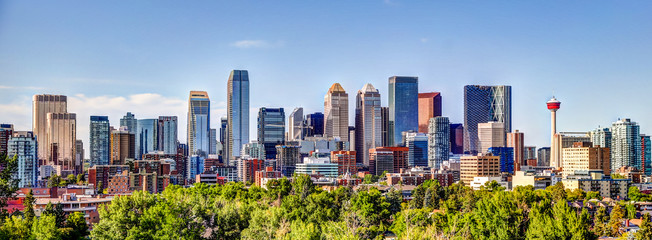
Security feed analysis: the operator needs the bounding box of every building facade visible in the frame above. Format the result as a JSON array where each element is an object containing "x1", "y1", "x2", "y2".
[
  {"x1": 276, "y1": 145, "x2": 301, "y2": 177},
  {"x1": 642, "y1": 135, "x2": 651, "y2": 175},
  {"x1": 538, "y1": 147, "x2": 551, "y2": 167},
  {"x1": 463, "y1": 85, "x2": 511, "y2": 155},
  {"x1": 388, "y1": 76, "x2": 418, "y2": 146},
  {"x1": 507, "y1": 130, "x2": 524, "y2": 171},
  {"x1": 405, "y1": 132, "x2": 428, "y2": 167},
  {"x1": 488, "y1": 147, "x2": 514, "y2": 174},
  {"x1": 46, "y1": 112, "x2": 77, "y2": 174},
  {"x1": 355, "y1": 83, "x2": 382, "y2": 166},
  {"x1": 33, "y1": 94, "x2": 67, "y2": 162},
  {"x1": 158, "y1": 116, "x2": 178, "y2": 155},
  {"x1": 428, "y1": 117, "x2": 450, "y2": 169},
  {"x1": 257, "y1": 107, "x2": 285, "y2": 160},
  {"x1": 449, "y1": 123, "x2": 464, "y2": 155},
  {"x1": 227, "y1": 70, "x2": 250, "y2": 164},
  {"x1": 324, "y1": 83, "x2": 349, "y2": 142},
  {"x1": 418, "y1": 92, "x2": 442, "y2": 133},
  {"x1": 288, "y1": 107, "x2": 304, "y2": 141},
  {"x1": 136, "y1": 119, "x2": 157, "y2": 159},
  {"x1": 304, "y1": 112, "x2": 324, "y2": 138},
  {"x1": 611, "y1": 119, "x2": 641, "y2": 171},
  {"x1": 90, "y1": 116, "x2": 110, "y2": 166},
  {"x1": 188, "y1": 91, "x2": 210, "y2": 157},
  {"x1": 120, "y1": 112, "x2": 137, "y2": 134},
  {"x1": 478, "y1": 122, "x2": 505, "y2": 154},
  {"x1": 562, "y1": 142, "x2": 610, "y2": 177},
  {"x1": 8, "y1": 131, "x2": 38, "y2": 187},
  {"x1": 331, "y1": 151, "x2": 357, "y2": 176},
  {"x1": 110, "y1": 128, "x2": 135, "y2": 165},
  {"x1": 460, "y1": 154, "x2": 501, "y2": 186}
]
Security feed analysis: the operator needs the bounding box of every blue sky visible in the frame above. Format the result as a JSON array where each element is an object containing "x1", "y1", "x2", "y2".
[{"x1": 1, "y1": 1, "x2": 652, "y2": 156}]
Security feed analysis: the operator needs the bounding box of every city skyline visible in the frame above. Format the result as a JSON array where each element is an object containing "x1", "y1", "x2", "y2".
[{"x1": 2, "y1": 1, "x2": 652, "y2": 158}]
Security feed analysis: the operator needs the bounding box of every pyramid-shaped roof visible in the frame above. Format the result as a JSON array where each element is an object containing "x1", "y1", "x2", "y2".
[
  {"x1": 360, "y1": 83, "x2": 378, "y2": 93},
  {"x1": 328, "y1": 83, "x2": 346, "y2": 93}
]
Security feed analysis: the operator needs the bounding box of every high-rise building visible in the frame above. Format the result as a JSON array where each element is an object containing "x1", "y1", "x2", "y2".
[
  {"x1": 552, "y1": 132, "x2": 591, "y2": 168},
  {"x1": 209, "y1": 128, "x2": 217, "y2": 155},
  {"x1": 120, "y1": 112, "x2": 138, "y2": 134},
  {"x1": 304, "y1": 112, "x2": 324, "y2": 138},
  {"x1": 157, "y1": 116, "x2": 178, "y2": 155},
  {"x1": 388, "y1": 76, "x2": 418, "y2": 146},
  {"x1": 369, "y1": 147, "x2": 408, "y2": 175},
  {"x1": 562, "y1": 142, "x2": 610, "y2": 177},
  {"x1": 478, "y1": 122, "x2": 505, "y2": 154},
  {"x1": 46, "y1": 112, "x2": 77, "y2": 173},
  {"x1": 428, "y1": 117, "x2": 450, "y2": 169},
  {"x1": 324, "y1": 83, "x2": 349, "y2": 142},
  {"x1": 241, "y1": 141, "x2": 266, "y2": 160},
  {"x1": 405, "y1": 132, "x2": 428, "y2": 167},
  {"x1": 276, "y1": 145, "x2": 301, "y2": 177},
  {"x1": 90, "y1": 116, "x2": 110, "y2": 166},
  {"x1": 524, "y1": 146, "x2": 537, "y2": 162},
  {"x1": 331, "y1": 151, "x2": 357, "y2": 175},
  {"x1": 288, "y1": 107, "x2": 304, "y2": 141},
  {"x1": 258, "y1": 107, "x2": 285, "y2": 160},
  {"x1": 418, "y1": 92, "x2": 442, "y2": 133},
  {"x1": 220, "y1": 117, "x2": 228, "y2": 160},
  {"x1": 227, "y1": 70, "x2": 250, "y2": 164},
  {"x1": 488, "y1": 147, "x2": 514, "y2": 174},
  {"x1": 0, "y1": 124, "x2": 14, "y2": 155},
  {"x1": 449, "y1": 123, "x2": 464, "y2": 155},
  {"x1": 590, "y1": 127, "x2": 612, "y2": 149},
  {"x1": 460, "y1": 154, "x2": 500, "y2": 186},
  {"x1": 8, "y1": 131, "x2": 38, "y2": 187},
  {"x1": 239, "y1": 158, "x2": 264, "y2": 183},
  {"x1": 33, "y1": 94, "x2": 67, "y2": 161},
  {"x1": 136, "y1": 119, "x2": 157, "y2": 159},
  {"x1": 507, "y1": 130, "x2": 524, "y2": 171},
  {"x1": 611, "y1": 118, "x2": 641, "y2": 171},
  {"x1": 188, "y1": 91, "x2": 210, "y2": 157},
  {"x1": 381, "y1": 107, "x2": 391, "y2": 147},
  {"x1": 355, "y1": 83, "x2": 382, "y2": 166},
  {"x1": 186, "y1": 155, "x2": 205, "y2": 180},
  {"x1": 75, "y1": 140, "x2": 84, "y2": 167},
  {"x1": 110, "y1": 128, "x2": 135, "y2": 165},
  {"x1": 538, "y1": 147, "x2": 551, "y2": 167},
  {"x1": 642, "y1": 135, "x2": 651, "y2": 176},
  {"x1": 463, "y1": 85, "x2": 511, "y2": 154}
]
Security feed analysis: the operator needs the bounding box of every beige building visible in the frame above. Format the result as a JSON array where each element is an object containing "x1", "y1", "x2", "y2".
[
  {"x1": 478, "y1": 121, "x2": 505, "y2": 154},
  {"x1": 551, "y1": 132, "x2": 590, "y2": 169},
  {"x1": 32, "y1": 94, "x2": 67, "y2": 161},
  {"x1": 46, "y1": 112, "x2": 77, "y2": 174},
  {"x1": 460, "y1": 154, "x2": 500, "y2": 186},
  {"x1": 110, "y1": 128, "x2": 135, "y2": 165},
  {"x1": 324, "y1": 83, "x2": 349, "y2": 142},
  {"x1": 507, "y1": 130, "x2": 524, "y2": 170},
  {"x1": 355, "y1": 83, "x2": 381, "y2": 166},
  {"x1": 512, "y1": 171, "x2": 552, "y2": 190},
  {"x1": 562, "y1": 142, "x2": 610, "y2": 177}
]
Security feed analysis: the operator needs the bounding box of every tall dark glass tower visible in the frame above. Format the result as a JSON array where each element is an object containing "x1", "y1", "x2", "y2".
[
  {"x1": 304, "y1": 112, "x2": 324, "y2": 137},
  {"x1": 257, "y1": 107, "x2": 285, "y2": 160},
  {"x1": 187, "y1": 91, "x2": 210, "y2": 157},
  {"x1": 227, "y1": 70, "x2": 250, "y2": 165},
  {"x1": 90, "y1": 116, "x2": 110, "y2": 166},
  {"x1": 463, "y1": 85, "x2": 511, "y2": 154},
  {"x1": 388, "y1": 76, "x2": 418, "y2": 146}
]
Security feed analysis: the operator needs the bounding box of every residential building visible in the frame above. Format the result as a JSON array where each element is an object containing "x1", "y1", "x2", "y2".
[
  {"x1": 428, "y1": 117, "x2": 450, "y2": 169},
  {"x1": 241, "y1": 141, "x2": 266, "y2": 160},
  {"x1": 157, "y1": 116, "x2": 178, "y2": 154},
  {"x1": 186, "y1": 155, "x2": 205, "y2": 181},
  {"x1": 460, "y1": 154, "x2": 501, "y2": 186},
  {"x1": 136, "y1": 119, "x2": 157, "y2": 159},
  {"x1": 551, "y1": 132, "x2": 591, "y2": 169},
  {"x1": 276, "y1": 145, "x2": 301, "y2": 177},
  {"x1": 209, "y1": 128, "x2": 217, "y2": 155},
  {"x1": 388, "y1": 76, "x2": 418, "y2": 146},
  {"x1": 381, "y1": 107, "x2": 391, "y2": 147},
  {"x1": 255, "y1": 166, "x2": 283, "y2": 188},
  {"x1": 258, "y1": 107, "x2": 285, "y2": 160},
  {"x1": 642, "y1": 135, "x2": 651, "y2": 175},
  {"x1": 507, "y1": 130, "x2": 524, "y2": 171},
  {"x1": 0, "y1": 124, "x2": 13, "y2": 155},
  {"x1": 538, "y1": 147, "x2": 551, "y2": 167},
  {"x1": 89, "y1": 116, "x2": 110, "y2": 166},
  {"x1": 369, "y1": 147, "x2": 408, "y2": 175},
  {"x1": 590, "y1": 127, "x2": 612, "y2": 149},
  {"x1": 524, "y1": 146, "x2": 537, "y2": 162},
  {"x1": 88, "y1": 165, "x2": 130, "y2": 192},
  {"x1": 239, "y1": 158, "x2": 264, "y2": 183},
  {"x1": 8, "y1": 131, "x2": 38, "y2": 187},
  {"x1": 512, "y1": 171, "x2": 552, "y2": 190},
  {"x1": 324, "y1": 83, "x2": 349, "y2": 142},
  {"x1": 107, "y1": 171, "x2": 131, "y2": 194},
  {"x1": 110, "y1": 128, "x2": 135, "y2": 165},
  {"x1": 188, "y1": 91, "x2": 210, "y2": 157},
  {"x1": 331, "y1": 151, "x2": 357, "y2": 175},
  {"x1": 562, "y1": 172, "x2": 630, "y2": 200},
  {"x1": 227, "y1": 70, "x2": 250, "y2": 164},
  {"x1": 562, "y1": 142, "x2": 610, "y2": 177},
  {"x1": 418, "y1": 92, "x2": 442, "y2": 133},
  {"x1": 463, "y1": 85, "x2": 511, "y2": 154},
  {"x1": 611, "y1": 119, "x2": 641, "y2": 171},
  {"x1": 355, "y1": 83, "x2": 382, "y2": 167},
  {"x1": 75, "y1": 140, "x2": 84, "y2": 168},
  {"x1": 478, "y1": 121, "x2": 505, "y2": 154}
]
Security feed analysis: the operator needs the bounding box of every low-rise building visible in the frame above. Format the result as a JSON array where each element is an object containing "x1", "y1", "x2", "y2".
[
  {"x1": 469, "y1": 176, "x2": 509, "y2": 190},
  {"x1": 295, "y1": 154, "x2": 338, "y2": 178},
  {"x1": 195, "y1": 173, "x2": 227, "y2": 185},
  {"x1": 255, "y1": 166, "x2": 283, "y2": 188},
  {"x1": 460, "y1": 154, "x2": 500, "y2": 186},
  {"x1": 512, "y1": 170, "x2": 553, "y2": 190},
  {"x1": 562, "y1": 172, "x2": 630, "y2": 200}
]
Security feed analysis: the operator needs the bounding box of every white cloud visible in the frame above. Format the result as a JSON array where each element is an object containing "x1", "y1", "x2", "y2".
[{"x1": 230, "y1": 40, "x2": 284, "y2": 49}]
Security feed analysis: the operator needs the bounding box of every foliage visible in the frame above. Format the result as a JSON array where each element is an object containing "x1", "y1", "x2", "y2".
[
  {"x1": 32, "y1": 214, "x2": 62, "y2": 240},
  {"x1": 23, "y1": 189, "x2": 35, "y2": 226},
  {"x1": 0, "y1": 216, "x2": 31, "y2": 239},
  {"x1": 608, "y1": 204, "x2": 625, "y2": 237},
  {"x1": 635, "y1": 213, "x2": 652, "y2": 240},
  {"x1": 611, "y1": 173, "x2": 627, "y2": 179},
  {"x1": 628, "y1": 186, "x2": 652, "y2": 201},
  {"x1": 0, "y1": 154, "x2": 19, "y2": 219},
  {"x1": 64, "y1": 212, "x2": 88, "y2": 240}
]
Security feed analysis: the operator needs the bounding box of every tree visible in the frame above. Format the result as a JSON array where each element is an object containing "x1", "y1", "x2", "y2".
[
  {"x1": 0, "y1": 154, "x2": 19, "y2": 219},
  {"x1": 96, "y1": 181, "x2": 103, "y2": 193},
  {"x1": 635, "y1": 213, "x2": 652, "y2": 240},
  {"x1": 0, "y1": 216, "x2": 32, "y2": 239},
  {"x1": 63, "y1": 212, "x2": 88, "y2": 240},
  {"x1": 292, "y1": 174, "x2": 315, "y2": 200},
  {"x1": 43, "y1": 203, "x2": 66, "y2": 228},
  {"x1": 546, "y1": 182, "x2": 567, "y2": 202},
  {"x1": 76, "y1": 174, "x2": 85, "y2": 184},
  {"x1": 47, "y1": 174, "x2": 62, "y2": 188},
  {"x1": 585, "y1": 191, "x2": 601, "y2": 201},
  {"x1": 608, "y1": 204, "x2": 625, "y2": 237},
  {"x1": 32, "y1": 214, "x2": 62, "y2": 240},
  {"x1": 593, "y1": 206, "x2": 610, "y2": 237},
  {"x1": 23, "y1": 190, "x2": 35, "y2": 226}
]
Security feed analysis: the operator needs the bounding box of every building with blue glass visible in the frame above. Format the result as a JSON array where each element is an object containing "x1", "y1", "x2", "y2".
[
  {"x1": 257, "y1": 107, "x2": 285, "y2": 160},
  {"x1": 304, "y1": 112, "x2": 324, "y2": 137},
  {"x1": 187, "y1": 155, "x2": 205, "y2": 180},
  {"x1": 429, "y1": 117, "x2": 450, "y2": 169},
  {"x1": 388, "y1": 76, "x2": 418, "y2": 146},
  {"x1": 158, "y1": 116, "x2": 178, "y2": 155},
  {"x1": 406, "y1": 132, "x2": 428, "y2": 167},
  {"x1": 136, "y1": 119, "x2": 157, "y2": 159},
  {"x1": 227, "y1": 70, "x2": 250, "y2": 165},
  {"x1": 488, "y1": 147, "x2": 514, "y2": 174},
  {"x1": 90, "y1": 116, "x2": 110, "y2": 166},
  {"x1": 642, "y1": 135, "x2": 651, "y2": 175},
  {"x1": 463, "y1": 85, "x2": 511, "y2": 155},
  {"x1": 188, "y1": 91, "x2": 210, "y2": 157},
  {"x1": 8, "y1": 131, "x2": 38, "y2": 187},
  {"x1": 611, "y1": 118, "x2": 641, "y2": 171}
]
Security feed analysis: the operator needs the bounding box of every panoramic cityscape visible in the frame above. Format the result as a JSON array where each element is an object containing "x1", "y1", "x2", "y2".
[{"x1": 2, "y1": 1, "x2": 652, "y2": 240}]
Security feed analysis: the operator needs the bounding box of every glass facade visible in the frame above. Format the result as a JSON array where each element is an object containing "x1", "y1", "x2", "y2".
[
  {"x1": 590, "y1": 127, "x2": 612, "y2": 149},
  {"x1": 228, "y1": 70, "x2": 250, "y2": 164},
  {"x1": 186, "y1": 155, "x2": 205, "y2": 180},
  {"x1": 538, "y1": 147, "x2": 551, "y2": 167},
  {"x1": 355, "y1": 83, "x2": 382, "y2": 166},
  {"x1": 488, "y1": 147, "x2": 514, "y2": 174},
  {"x1": 642, "y1": 135, "x2": 651, "y2": 175},
  {"x1": 288, "y1": 107, "x2": 304, "y2": 141},
  {"x1": 120, "y1": 112, "x2": 137, "y2": 134},
  {"x1": 611, "y1": 118, "x2": 641, "y2": 171},
  {"x1": 8, "y1": 131, "x2": 38, "y2": 187},
  {"x1": 450, "y1": 123, "x2": 464, "y2": 154},
  {"x1": 257, "y1": 107, "x2": 285, "y2": 160},
  {"x1": 388, "y1": 76, "x2": 418, "y2": 146},
  {"x1": 406, "y1": 132, "x2": 428, "y2": 167},
  {"x1": 463, "y1": 85, "x2": 511, "y2": 154},
  {"x1": 188, "y1": 91, "x2": 210, "y2": 157},
  {"x1": 428, "y1": 117, "x2": 450, "y2": 169},
  {"x1": 158, "y1": 116, "x2": 178, "y2": 155},
  {"x1": 90, "y1": 116, "x2": 110, "y2": 166},
  {"x1": 304, "y1": 112, "x2": 324, "y2": 137},
  {"x1": 136, "y1": 119, "x2": 157, "y2": 159}
]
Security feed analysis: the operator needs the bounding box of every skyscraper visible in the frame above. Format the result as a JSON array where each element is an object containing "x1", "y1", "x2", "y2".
[
  {"x1": 257, "y1": 107, "x2": 285, "y2": 160},
  {"x1": 89, "y1": 116, "x2": 110, "y2": 166},
  {"x1": 46, "y1": 112, "x2": 77, "y2": 173},
  {"x1": 110, "y1": 128, "x2": 135, "y2": 165},
  {"x1": 506, "y1": 130, "x2": 524, "y2": 171},
  {"x1": 488, "y1": 147, "x2": 515, "y2": 174},
  {"x1": 227, "y1": 70, "x2": 250, "y2": 164},
  {"x1": 610, "y1": 118, "x2": 641, "y2": 171},
  {"x1": 136, "y1": 119, "x2": 157, "y2": 159},
  {"x1": 304, "y1": 112, "x2": 324, "y2": 137},
  {"x1": 220, "y1": 117, "x2": 228, "y2": 160},
  {"x1": 288, "y1": 107, "x2": 304, "y2": 141},
  {"x1": 418, "y1": 92, "x2": 442, "y2": 133},
  {"x1": 642, "y1": 135, "x2": 651, "y2": 175},
  {"x1": 538, "y1": 147, "x2": 551, "y2": 167},
  {"x1": 33, "y1": 94, "x2": 67, "y2": 161},
  {"x1": 355, "y1": 83, "x2": 382, "y2": 166},
  {"x1": 324, "y1": 83, "x2": 349, "y2": 142},
  {"x1": 209, "y1": 128, "x2": 217, "y2": 155},
  {"x1": 428, "y1": 117, "x2": 450, "y2": 169},
  {"x1": 478, "y1": 122, "x2": 505, "y2": 154},
  {"x1": 0, "y1": 124, "x2": 14, "y2": 155},
  {"x1": 590, "y1": 127, "x2": 612, "y2": 149},
  {"x1": 157, "y1": 116, "x2": 178, "y2": 155},
  {"x1": 381, "y1": 107, "x2": 390, "y2": 147},
  {"x1": 388, "y1": 76, "x2": 418, "y2": 146},
  {"x1": 188, "y1": 91, "x2": 210, "y2": 157},
  {"x1": 8, "y1": 131, "x2": 38, "y2": 187},
  {"x1": 405, "y1": 132, "x2": 428, "y2": 167},
  {"x1": 449, "y1": 123, "x2": 464, "y2": 154},
  {"x1": 463, "y1": 85, "x2": 512, "y2": 154},
  {"x1": 75, "y1": 140, "x2": 84, "y2": 167},
  {"x1": 120, "y1": 112, "x2": 138, "y2": 134}
]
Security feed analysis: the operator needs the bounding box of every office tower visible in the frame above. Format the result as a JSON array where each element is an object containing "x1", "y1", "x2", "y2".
[
  {"x1": 241, "y1": 141, "x2": 266, "y2": 160},
  {"x1": 157, "y1": 116, "x2": 178, "y2": 155},
  {"x1": 220, "y1": 117, "x2": 228, "y2": 160},
  {"x1": 33, "y1": 94, "x2": 67, "y2": 161},
  {"x1": 642, "y1": 135, "x2": 651, "y2": 175},
  {"x1": 0, "y1": 124, "x2": 14, "y2": 155},
  {"x1": 463, "y1": 85, "x2": 512, "y2": 154},
  {"x1": 355, "y1": 83, "x2": 382, "y2": 166},
  {"x1": 524, "y1": 146, "x2": 537, "y2": 162},
  {"x1": 590, "y1": 127, "x2": 612, "y2": 148},
  {"x1": 276, "y1": 145, "x2": 301, "y2": 177},
  {"x1": 186, "y1": 155, "x2": 205, "y2": 180},
  {"x1": 368, "y1": 147, "x2": 408, "y2": 175},
  {"x1": 331, "y1": 151, "x2": 357, "y2": 175},
  {"x1": 460, "y1": 154, "x2": 500, "y2": 186},
  {"x1": 188, "y1": 91, "x2": 210, "y2": 157},
  {"x1": 488, "y1": 147, "x2": 514, "y2": 174},
  {"x1": 46, "y1": 113, "x2": 77, "y2": 173},
  {"x1": 75, "y1": 140, "x2": 84, "y2": 167},
  {"x1": 136, "y1": 119, "x2": 157, "y2": 159},
  {"x1": 257, "y1": 107, "x2": 285, "y2": 160},
  {"x1": 507, "y1": 130, "x2": 524, "y2": 171},
  {"x1": 304, "y1": 112, "x2": 324, "y2": 138},
  {"x1": 209, "y1": 128, "x2": 217, "y2": 155},
  {"x1": 538, "y1": 147, "x2": 551, "y2": 167},
  {"x1": 405, "y1": 132, "x2": 428, "y2": 167},
  {"x1": 324, "y1": 83, "x2": 349, "y2": 142},
  {"x1": 561, "y1": 142, "x2": 610, "y2": 177},
  {"x1": 288, "y1": 107, "x2": 304, "y2": 141},
  {"x1": 428, "y1": 117, "x2": 450, "y2": 169},
  {"x1": 227, "y1": 70, "x2": 250, "y2": 164},
  {"x1": 418, "y1": 92, "x2": 442, "y2": 133},
  {"x1": 110, "y1": 128, "x2": 135, "y2": 165},
  {"x1": 478, "y1": 122, "x2": 505, "y2": 154},
  {"x1": 388, "y1": 76, "x2": 418, "y2": 146},
  {"x1": 120, "y1": 112, "x2": 138, "y2": 134},
  {"x1": 8, "y1": 131, "x2": 38, "y2": 187},
  {"x1": 381, "y1": 107, "x2": 390, "y2": 147},
  {"x1": 610, "y1": 118, "x2": 641, "y2": 171},
  {"x1": 349, "y1": 126, "x2": 356, "y2": 151},
  {"x1": 89, "y1": 116, "x2": 110, "y2": 166},
  {"x1": 449, "y1": 123, "x2": 464, "y2": 155}
]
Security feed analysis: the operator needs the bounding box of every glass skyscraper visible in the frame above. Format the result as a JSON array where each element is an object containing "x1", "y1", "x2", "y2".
[
  {"x1": 610, "y1": 118, "x2": 641, "y2": 171},
  {"x1": 449, "y1": 123, "x2": 464, "y2": 154},
  {"x1": 488, "y1": 147, "x2": 514, "y2": 174},
  {"x1": 257, "y1": 107, "x2": 285, "y2": 160},
  {"x1": 388, "y1": 76, "x2": 418, "y2": 146},
  {"x1": 463, "y1": 85, "x2": 512, "y2": 154},
  {"x1": 120, "y1": 112, "x2": 137, "y2": 134},
  {"x1": 90, "y1": 116, "x2": 110, "y2": 166},
  {"x1": 8, "y1": 131, "x2": 38, "y2": 187},
  {"x1": 136, "y1": 119, "x2": 157, "y2": 159},
  {"x1": 355, "y1": 83, "x2": 382, "y2": 166},
  {"x1": 304, "y1": 112, "x2": 324, "y2": 137},
  {"x1": 188, "y1": 91, "x2": 210, "y2": 157},
  {"x1": 405, "y1": 132, "x2": 428, "y2": 167},
  {"x1": 227, "y1": 70, "x2": 250, "y2": 165},
  {"x1": 428, "y1": 117, "x2": 450, "y2": 169},
  {"x1": 158, "y1": 116, "x2": 178, "y2": 155},
  {"x1": 324, "y1": 83, "x2": 349, "y2": 142},
  {"x1": 590, "y1": 127, "x2": 612, "y2": 149},
  {"x1": 642, "y1": 135, "x2": 651, "y2": 175}
]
